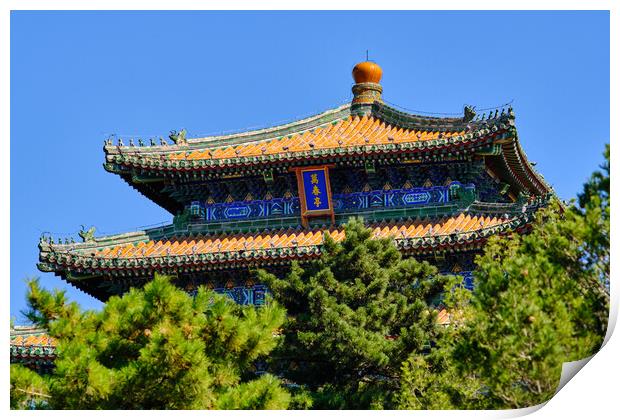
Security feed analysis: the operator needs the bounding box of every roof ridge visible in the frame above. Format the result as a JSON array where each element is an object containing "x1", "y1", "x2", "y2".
[
  {"x1": 10, "y1": 327, "x2": 49, "y2": 336},
  {"x1": 104, "y1": 101, "x2": 513, "y2": 158},
  {"x1": 374, "y1": 102, "x2": 465, "y2": 122},
  {"x1": 188, "y1": 102, "x2": 353, "y2": 144}
]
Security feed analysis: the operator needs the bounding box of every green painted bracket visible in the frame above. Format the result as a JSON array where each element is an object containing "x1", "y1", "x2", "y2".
[
  {"x1": 131, "y1": 174, "x2": 165, "y2": 184},
  {"x1": 475, "y1": 144, "x2": 502, "y2": 156}
]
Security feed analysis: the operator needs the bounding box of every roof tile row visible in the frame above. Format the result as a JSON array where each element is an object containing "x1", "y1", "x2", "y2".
[
  {"x1": 10, "y1": 329, "x2": 56, "y2": 348},
  {"x1": 93, "y1": 214, "x2": 503, "y2": 260},
  {"x1": 167, "y1": 115, "x2": 465, "y2": 162}
]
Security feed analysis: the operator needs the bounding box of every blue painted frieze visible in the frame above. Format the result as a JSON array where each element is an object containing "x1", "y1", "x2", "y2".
[
  {"x1": 189, "y1": 284, "x2": 269, "y2": 306},
  {"x1": 188, "y1": 181, "x2": 475, "y2": 222}
]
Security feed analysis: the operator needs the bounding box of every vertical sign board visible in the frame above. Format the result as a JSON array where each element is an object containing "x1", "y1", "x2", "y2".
[{"x1": 292, "y1": 165, "x2": 335, "y2": 228}]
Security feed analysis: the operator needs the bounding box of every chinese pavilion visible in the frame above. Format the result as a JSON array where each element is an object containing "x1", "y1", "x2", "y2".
[
  {"x1": 37, "y1": 61, "x2": 552, "y2": 304},
  {"x1": 11, "y1": 326, "x2": 56, "y2": 374}
]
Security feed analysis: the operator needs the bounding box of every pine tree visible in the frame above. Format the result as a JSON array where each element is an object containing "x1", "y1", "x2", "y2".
[
  {"x1": 577, "y1": 143, "x2": 610, "y2": 288},
  {"x1": 13, "y1": 147, "x2": 610, "y2": 410},
  {"x1": 448, "y1": 143, "x2": 610, "y2": 408},
  {"x1": 256, "y1": 217, "x2": 465, "y2": 409},
  {"x1": 10, "y1": 364, "x2": 50, "y2": 409},
  {"x1": 578, "y1": 143, "x2": 609, "y2": 209},
  {"x1": 396, "y1": 349, "x2": 482, "y2": 410},
  {"x1": 14, "y1": 274, "x2": 290, "y2": 409}
]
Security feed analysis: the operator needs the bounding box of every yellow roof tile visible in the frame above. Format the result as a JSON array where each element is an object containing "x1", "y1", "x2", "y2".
[
  {"x1": 165, "y1": 116, "x2": 464, "y2": 163},
  {"x1": 90, "y1": 214, "x2": 508, "y2": 261},
  {"x1": 11, "y1": 331, "x2": 56, "y2": 348}
]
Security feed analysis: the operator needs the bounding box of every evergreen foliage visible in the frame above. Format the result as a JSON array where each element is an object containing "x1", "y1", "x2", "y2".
[
  {"x1": 10, "y1": 364, "x2": 50, "y2": 409},
  {"x1": 396, "y1": 349, "x2": 482, "y2": 410},
  {"x1": 445, "y1": 145, "x2": 610, "y2": 408},
  {"x1": 256, "y1": 217, "x2": 467, "y2": 409},
  {"x1": 10, "y1": 145, "x2": 610, "y2": 411},
  {"x1": 577, "y1": 143, "x2": 610, "y2": 287},
  {"x1": 13, "y1": 274, "x2": 290, "y2": 409},
  {"x1": 578, "y1": 143, "x2": 609, "y2": 210},
  {"x1": 260, "y1": 145, "x2": 610, "y2": 410}
]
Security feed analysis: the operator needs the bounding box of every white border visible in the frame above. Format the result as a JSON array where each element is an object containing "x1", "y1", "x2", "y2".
[{"x1": 2, "y1": 2, "x2": 615, "y2": 419}]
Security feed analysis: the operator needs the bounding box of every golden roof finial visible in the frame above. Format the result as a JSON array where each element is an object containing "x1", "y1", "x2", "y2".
[
  {"x1": 352, "y1": 60, "x2": 383, "y2": 84},
  {"x1": 351, "y1": 59, "x2": 383, "y2": 105}
]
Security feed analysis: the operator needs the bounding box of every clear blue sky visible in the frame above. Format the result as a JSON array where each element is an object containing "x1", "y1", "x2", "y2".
[{"x1": 10, "y1": 10, "x2": 609, "y2": 321}]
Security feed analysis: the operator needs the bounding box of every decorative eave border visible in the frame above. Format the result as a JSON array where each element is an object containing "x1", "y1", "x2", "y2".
[
  {"x1": 38, "y1": 209, "x2": 539, "y2": 282},
  {"x1": 103, "y1": 122, "x2": 512, "y2": 176},
  {"x1": 509, "y1": 136, "x2": 553, "y2": 194},
  {"x1": 102, "y1": 98, "x2": 514, "y2": 175},
  {"x1": 105, "y1": 122, "x2": 524, "y2": 217},
  {"x1": 488, "y1": 133, "x2": 553, "y2": 197},
  {"x1": 10, "y1": 345, "x2": 57, "y2": 360},
  {"x1": 10, "y1": 329, "x2": 57, "y2": 364},
  {"x1": 39, "y1": 193, "x2": 546, "y2": 256}
]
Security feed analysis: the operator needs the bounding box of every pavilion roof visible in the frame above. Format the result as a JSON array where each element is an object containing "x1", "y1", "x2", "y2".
[
  {"x1": 102, "y1": 101, "x2": 551, "y2": 209},
  {"x1": 104, "y1": 102, "x2": 504, "y2": 169},
  {"x1": 10, "y1": 326, "x2": 57, "y2": 367},
  {"x1": 436, "y1": 308, "x2": 451, "y2": 326},
  {"x1": 169, "y1": 114, "x2": 467, "y2": 162},
  {"x1": 38, "y1": 205, "x2": 542, "y2": 301}
]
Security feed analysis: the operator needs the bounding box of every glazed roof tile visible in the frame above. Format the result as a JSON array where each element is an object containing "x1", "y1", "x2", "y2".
[
  {"x1": 10, "y1": 327, "x2": 56, "y2": 348},
  {"x1": 103, "y1": 102, "x2": 517, "y2": 173},
  {"x1": 11, "y1": 333, "x2": 56, "y2": 348},
  {"x1": 10, "y1": 327, "x2": 57, "y2": 362},
  {"x1": 436, "y1": 308, "x2": 451, "y2": 325},
  {"x1": 39, "y1": 213, "x2": 532, "y2": 277},
  {"x1": 165, "y1": 115, "x2": 466, "y2": 162},
  {"x1": 93, "y1": 214, "x2": 498, "y2": 259},
  {"x1": 101, "y1": 101, "x2": 552, "y2": 208}
]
